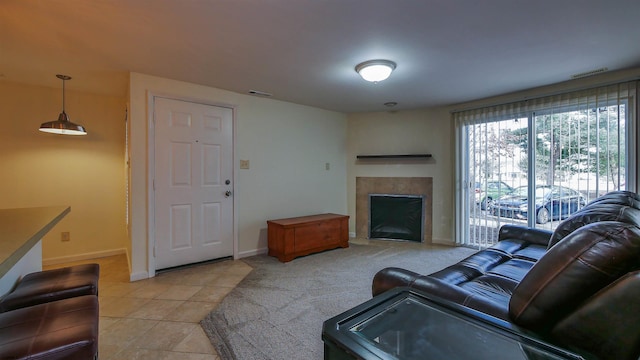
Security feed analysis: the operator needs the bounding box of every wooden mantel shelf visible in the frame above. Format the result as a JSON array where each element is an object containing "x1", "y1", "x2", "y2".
[{"x1": 356, "y1": 154, "x2": 432, "y2": 159}]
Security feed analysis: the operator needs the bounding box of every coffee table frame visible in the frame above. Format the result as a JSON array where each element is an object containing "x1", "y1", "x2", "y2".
[{"x1": 322, "y1": 287, "x2": 593, "y2": 360}]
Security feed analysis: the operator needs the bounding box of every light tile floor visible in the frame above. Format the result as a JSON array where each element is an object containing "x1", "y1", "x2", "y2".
[{"x1": 45, "y1": 254, "x2": 253, "y2": 360}]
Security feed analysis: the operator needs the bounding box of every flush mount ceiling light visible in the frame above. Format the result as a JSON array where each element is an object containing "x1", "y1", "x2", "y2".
[
  {"x1": 39, "y1": 74, "x2": 87, "y2": 136},
  {"x1": 355, "y1": 59, "x2": 396, "y2": 83}
]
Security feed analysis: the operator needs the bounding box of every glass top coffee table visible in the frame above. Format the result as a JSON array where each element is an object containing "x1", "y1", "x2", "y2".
[{"x1": 322, "y1": 287, "x2": 591, "y2": 360}]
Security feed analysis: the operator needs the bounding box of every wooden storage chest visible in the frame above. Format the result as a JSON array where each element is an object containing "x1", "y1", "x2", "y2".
[{"x1": 267, "y1": 213, "x2": 349, "y2": 262}]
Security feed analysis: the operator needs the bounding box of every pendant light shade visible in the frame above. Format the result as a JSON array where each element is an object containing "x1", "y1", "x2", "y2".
[
  {"x1": 39, "y1": 74, "x2": 87, "y2": 135},
  {"x1": 355, "y1": 59, "x2": 396, "y2": 83}
]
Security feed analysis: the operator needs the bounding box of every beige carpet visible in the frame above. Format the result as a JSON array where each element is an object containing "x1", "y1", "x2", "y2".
[{"x1": 200, "y1": 241, "x2": 476, "y2": 360}]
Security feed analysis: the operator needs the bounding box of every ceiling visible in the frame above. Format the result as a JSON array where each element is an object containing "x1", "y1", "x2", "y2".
[{"x1": 2, "y1": 0, "x2": 640, "y2": 113}]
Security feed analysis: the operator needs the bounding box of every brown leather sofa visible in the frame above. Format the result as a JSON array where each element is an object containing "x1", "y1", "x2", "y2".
[{"x1": 372, "y1": 190, "x2": 640, "y2": 360}]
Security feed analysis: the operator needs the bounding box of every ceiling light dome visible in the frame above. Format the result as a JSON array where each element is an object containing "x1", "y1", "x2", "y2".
[{"x1": 355, "y1": 60, "x2": 396, "y2": 83}]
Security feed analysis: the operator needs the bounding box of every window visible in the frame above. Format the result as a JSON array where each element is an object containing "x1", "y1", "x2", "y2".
[{"x1": 454, "y1": 81, "x2": 637, "y2": 248}]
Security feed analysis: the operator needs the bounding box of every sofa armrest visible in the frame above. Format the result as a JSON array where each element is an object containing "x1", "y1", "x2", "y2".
[
  {"x1": 372, "y1": 267, "x2": 420, "y2": 297},
  {"x1": 509, "y1": 221, "x2": 640, "y2": 333},
  {"x1": 498, "y1": 224, "x2": 553, "y2": 246},
  {"x1": 551, "y1": 271, "x2": 640, "y2": 360}
]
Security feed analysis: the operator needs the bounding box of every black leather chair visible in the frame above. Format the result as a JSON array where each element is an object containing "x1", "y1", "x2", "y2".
[
  {"x1": 0, "y1": 295, "x2": 99, "y2": 359},
  {"x1": 0, "y1": 263, "x2": 99, "y2": 312}
]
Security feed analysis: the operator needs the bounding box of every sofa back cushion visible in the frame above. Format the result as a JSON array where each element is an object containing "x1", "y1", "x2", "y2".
[
  {"x1": 584, "y1": 190, "x2": 640, "y2": 209},
  {"x1": 509, "y1": 221, "x2": 640, "y2": 332},
  {"x1": 548, "y1": 192, "x2": 640, "y2": 249}
]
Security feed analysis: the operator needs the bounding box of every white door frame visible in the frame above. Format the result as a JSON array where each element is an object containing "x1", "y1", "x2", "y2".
[{"x1": 146, "y1": 92, "x2": 238, "y2": 278}]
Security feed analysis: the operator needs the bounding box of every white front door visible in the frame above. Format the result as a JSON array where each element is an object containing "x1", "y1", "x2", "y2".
[{"x1": 153, "y1": 97, "x2": 233, "y2": 270}]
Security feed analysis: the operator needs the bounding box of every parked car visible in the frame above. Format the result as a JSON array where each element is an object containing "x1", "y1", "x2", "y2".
[
  {"x1": 490, "y1": 185, "x2": 586, "y2": 224},
  {"x1": 475, "y1": 181, "x2": 514, "y2": 210}
]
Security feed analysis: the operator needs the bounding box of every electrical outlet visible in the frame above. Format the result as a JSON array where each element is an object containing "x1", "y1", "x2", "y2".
[
  {"x1": 240, "y1": 160, "x2": 250, "y2": 169},
  {"x1": 61, "y1": 232, "x2": 71, "y2": 242},
  {"x1": 325, "y1": 162, "x2": 330, "y2": 170}
]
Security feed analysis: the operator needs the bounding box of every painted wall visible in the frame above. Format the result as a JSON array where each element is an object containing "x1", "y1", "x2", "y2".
[
  {"x1": 347, "y1": 68, "x2": 640, "y2": 244},
  {"x1": 5, "y1": 67, "x2": 634, "y2": 278},
  {"x1": 128, "y1": 73, "x2": 347, "y2": 280},
  {"x1": 0, "y1": 81, "x2": 128, "y2": 263},
  {"x1": 346, "y1": 67, "x2": 640, "y2": 245},
  {"x1": 347, "y1": 108, "x2": 455, "y2": 244}
]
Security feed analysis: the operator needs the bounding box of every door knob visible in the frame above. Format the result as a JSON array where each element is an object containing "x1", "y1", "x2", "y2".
[{"x1": 225, "y1": 190, "x2": 232, "y2": 197}]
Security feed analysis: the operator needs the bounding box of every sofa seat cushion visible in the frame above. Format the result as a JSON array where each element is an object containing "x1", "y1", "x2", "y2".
[
  {"x1": 511, "y1": 245, "x2": 547, "y2": 262},
  {"x1": 422, "y1": 259, "x2": 534, "y2": 320},
  {"x1": 485, "y1": 259, "x2": 536, "y2": 283},
  {"x1": 428, "y1": 248, "x2": 510, "y2": 284},
  {"x1": 459, "y1": 275, "x2": 517, "y2": 309},
  {"x1": 489, "y1": 238, "x2": 533, "y2": 255},
  {"x1": 428, "y1": 240, "x2": 546, "y2": 284},
  {"x1": 491, "y1": 236, "x2": 548, "y2": 263},
  {"x1": 510, "y1": 221, "x2": 640, "y2": 332},
  {"x1": 411, "y1": 275, "x2": 514, "y2": 320}
]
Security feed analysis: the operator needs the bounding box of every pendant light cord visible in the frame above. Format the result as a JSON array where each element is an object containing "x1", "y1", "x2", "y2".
[
  {"x1": 61, "y1": 77, "x2": 66, "y2": 114},
  {"x1": 56, "y1": 74, "x2": 72, "y2": 116}
]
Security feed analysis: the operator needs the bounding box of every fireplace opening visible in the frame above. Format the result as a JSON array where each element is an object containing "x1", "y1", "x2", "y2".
[{"x1": 369, "y1": 194, "x2": 425, "y2": 242}]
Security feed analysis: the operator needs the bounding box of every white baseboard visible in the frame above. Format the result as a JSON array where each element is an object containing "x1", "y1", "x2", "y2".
[
  {"x1": 42, "y1": 248, "x2": 127, "y2": 266},
  {"x1": 431, "y1": 238, "x2": 455, "y2": 246},
  {"x1": 125, "y1": 250, "x2": 133, "y2": 278},
  {"x1": 237, "y1": 247, "x2": 268, "y2": 259}
]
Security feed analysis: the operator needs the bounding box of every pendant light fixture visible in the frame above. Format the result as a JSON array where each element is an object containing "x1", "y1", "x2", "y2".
[
  {"x1": 355, "y1": 59, "x2": 396, "y2": 83},
  {"x1": 39, "y1": 74, "x2": 87, "y2": 135}
]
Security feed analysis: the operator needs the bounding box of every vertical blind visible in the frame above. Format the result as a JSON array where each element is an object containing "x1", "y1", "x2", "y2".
[{"x1": 453, "y1": 80, "x2": 638, "y2": 247}]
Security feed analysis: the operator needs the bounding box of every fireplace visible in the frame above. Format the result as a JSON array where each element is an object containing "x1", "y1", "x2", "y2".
[
  {"x1": 369, "y1": 194, "x2": 425, "y2": 242},
  {"x1": 356, "y1": 177, "x2": 433, "y2": 243}
]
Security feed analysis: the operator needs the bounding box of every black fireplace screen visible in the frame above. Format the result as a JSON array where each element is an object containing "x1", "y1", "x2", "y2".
[{"x1": 369, "y1": 194, "x2": 424, "y2": 242}]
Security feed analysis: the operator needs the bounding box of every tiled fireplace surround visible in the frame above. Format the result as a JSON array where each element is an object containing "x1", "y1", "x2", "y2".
[{"x1": 356, "y1": 177, "x2": 433, "y2": 243}]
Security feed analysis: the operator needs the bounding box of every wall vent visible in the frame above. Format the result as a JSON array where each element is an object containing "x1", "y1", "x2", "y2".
[
  {"x1": 248, "y1": 90, "x2": 273, "y2": 97},
  {"x1": 571, "y1": 67, "x2": 608, "y2": 79}
]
